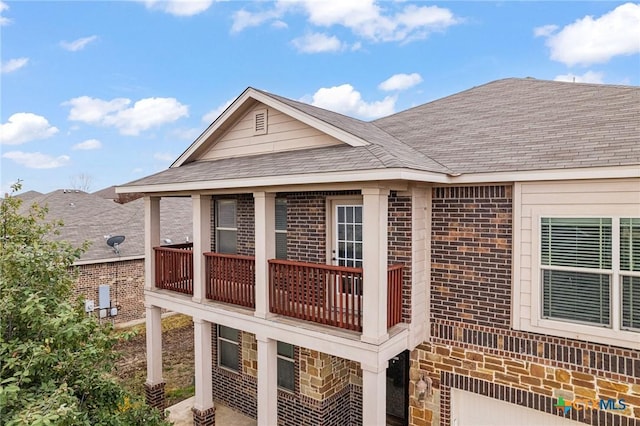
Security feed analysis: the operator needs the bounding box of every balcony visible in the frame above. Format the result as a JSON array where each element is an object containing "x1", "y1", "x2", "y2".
[{"x1": 153, "y1": 247, "x2": 404, "y2": 332}]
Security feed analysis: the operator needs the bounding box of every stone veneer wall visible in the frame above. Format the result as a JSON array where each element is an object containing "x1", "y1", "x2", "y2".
[
  {"x1": 211, "y1": 324, "x2": 363, "y2": 425},
  {"x1": 74, "y1": 258, "x2": 145, "y2": 324},
  {"x1": 408, "y1": 185, "x2": 640, "y2": 426}
]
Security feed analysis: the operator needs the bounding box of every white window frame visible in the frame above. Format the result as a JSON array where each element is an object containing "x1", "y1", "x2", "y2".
[
  {"x1": 276, "y1": 341, "x2": 295, "y2": 392},
  {"x1": 216, "y1": 199, "x2": 237, "y2": 254},
  {"x1": 217, "y1": 325, "x2": 240, "y2": 372},
  {"x1": 275, "y1": 198, "x2": 287, "y2": 260},
  {"x1": 527, "y1": 213, "x2": 640, "y2": 348}
]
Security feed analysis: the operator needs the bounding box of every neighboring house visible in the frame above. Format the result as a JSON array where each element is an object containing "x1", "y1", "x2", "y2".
[
  {"x1": 117, "y1": 78, "x2": 640, "y2": 426},
  {"x1": 16, "y1": 189, "x2": 192, "y2": 324}
]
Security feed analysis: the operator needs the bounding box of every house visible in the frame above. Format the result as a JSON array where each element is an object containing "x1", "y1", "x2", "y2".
[
  {"x1": 116, "y1": 78, "x2": 640, "y2": 426},
  {"x1": 17, "y1": 189, "x2": 192, "y2": 324}
]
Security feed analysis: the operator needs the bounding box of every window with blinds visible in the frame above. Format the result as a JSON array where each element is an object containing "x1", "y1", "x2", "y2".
[
  {"x1": 621, "y1": 218, "x2": 640, "y2": 331},
  {"x1": 540, "y1": 218, "x2": 612, "y2": 326},
  {"x1": 275, "y1": 198, "x2": 287, "y2": 260},
  {"x1": 540, "y1": 217, "x2": 640, "y2": 333},
  {"x1": 216, "y1": 200, "x2": 237, "y2": 254}
]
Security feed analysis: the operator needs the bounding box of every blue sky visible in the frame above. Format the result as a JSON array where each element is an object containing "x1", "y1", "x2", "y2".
[{"x1": 1, "y1": 1, "x2": 639, "y2": 195}]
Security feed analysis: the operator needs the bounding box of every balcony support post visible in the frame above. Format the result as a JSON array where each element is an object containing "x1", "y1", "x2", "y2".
[
  {"x1": 193, "y1": 318, "x2": 214, "y2": 416},
  {"x1": 254, "y1": 192, "x2": 275, "y2": 319},
  {"x1": 192, "y1": 194, "x2": 211, "y2": 303},
  {"x1": 361, "y1": 187, "x2": 390, "y2": 344},
  {"x1": 144, "y1": 196, "x2": 161, "y2": 291},
  {"x1": 362, "y1": 362, "x2": 387, "y2": 425},
  {"x1": 144, "y1": 304, "x2": 165, "y2": 410},
  {"x1": 256, "y1": 334, "x2": 278, "y2": 426}
]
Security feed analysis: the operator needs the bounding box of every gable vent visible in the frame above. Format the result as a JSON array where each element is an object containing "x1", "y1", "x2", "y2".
[{"x1": 253, "y1": 109, "x2": 268, "y2": 135}]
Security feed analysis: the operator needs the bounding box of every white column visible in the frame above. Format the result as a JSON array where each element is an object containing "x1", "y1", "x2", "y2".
[
  {"x1": 144, "y1": 196, "x2": 161, "y2": 291},
  {"x1": 193, "y1": 318, "x2": 214, "y2": 412},
  {"x1": 256, "y1": 335, "x2": 278, "y2": 426},
  {"x1": 361, "y1": 187, "x2": 389, "y2": 344},
  {"x1": 192, "y1": 195, "x2": 212, "y2": 303},
  {"x1": 145, "y1": 304, "x2": 163, "y2": 385},
  {"x1": 362, "y1": 363, "x2": 387, "y2": 426},
  {"x1": 254, "y1": 192, "x2": 276, "y2": 319}
]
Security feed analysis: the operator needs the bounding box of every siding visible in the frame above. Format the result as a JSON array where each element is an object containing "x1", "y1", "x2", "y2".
[
  {"x1": 200, "y1": 103, "x2": 343, "y2": 161},
  {"x1": 516, "y1": 178, "x2": 640, "y2": 343}
]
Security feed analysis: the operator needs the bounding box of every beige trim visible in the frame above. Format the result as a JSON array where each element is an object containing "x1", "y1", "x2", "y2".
[
  {"x1": 117, "y1": 165, "x2": 639, "y2": 195},
  {"x1": 511, "y1": 182, "x2": 522, "y2": 330}
]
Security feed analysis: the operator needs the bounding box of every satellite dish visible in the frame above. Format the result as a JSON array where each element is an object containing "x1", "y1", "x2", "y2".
[{"x1": 106, "y1": 235, "x2": 125, "y2": 254}]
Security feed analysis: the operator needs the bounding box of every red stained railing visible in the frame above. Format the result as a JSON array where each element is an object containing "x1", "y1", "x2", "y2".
[
  {"x1": 204, "y1": 253, "x2": 255, "y2": 308},
  {"x1": 387, "y1": 264, "x2": 404, "y2": 328},
  {"x1": 269, "y1": 260, "x2": 365, "y2": 331},
  {"x1": 154, "y1": 243, "x2": 193, "y2": 295}
]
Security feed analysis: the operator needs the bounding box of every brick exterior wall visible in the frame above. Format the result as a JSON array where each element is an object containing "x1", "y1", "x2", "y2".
[
  {"x1": 408, "y1": 185, "x2": 640, "y2": 426},
  {"x1": 192, "y1": 406, "x2": 215, "y2": 426},
  {"x1": 74, "y1": 258, "x2": 145, "y2": 324},
  {"x1": 388, "y1": 191, "x2": 412, "y2": 323}
]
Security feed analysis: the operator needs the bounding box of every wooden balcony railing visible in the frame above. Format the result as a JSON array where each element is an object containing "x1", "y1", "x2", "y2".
[
  {"x1": 387, "y1": 264, "x2": 404, "y2": 328},
  {"x1": 204, "y1": 253, "x2": 255, "y2": 308},
  {"x1": 269, "y1": 260, "x2": 404, "y2": 332},
  {"x1": 154, "y1": 243, "x2": 193, "y2": 295}
]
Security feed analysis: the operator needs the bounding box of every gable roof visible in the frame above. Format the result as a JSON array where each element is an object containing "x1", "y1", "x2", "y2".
[
  {"x1": 373, "y1": 78, "x2": 640, "y2": 173},
  {"x1": 19, "y1": 190, "x2": 192, "y2": 263},
  {"x1": 119, "y1": 78, "x2": 639, "y2": 192}
]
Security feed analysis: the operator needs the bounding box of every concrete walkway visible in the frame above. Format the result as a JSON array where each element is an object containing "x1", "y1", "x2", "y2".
[{"x1": 167, "y1": 397, "x2": 256, "y2": 426}]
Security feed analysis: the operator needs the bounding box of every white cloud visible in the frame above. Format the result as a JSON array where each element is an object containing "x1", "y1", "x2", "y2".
[
  {"x1": 0, "y1": 1, "x2": 11, "y2": 26},
  {"x1": 60, "y1": 35, "x2": 98, "y2": 52},
  {"x1": 1, "y1": 57, "x2": 28, "y2": 73},
  {"x1": 153, "y1": 152, "x2": 175, "y2": 162},
  {"x1": 64, "y1": 96, "x2": 189, "y2": 135},
  {"x1": 0, "y1": 113, "x2": 59, "y2": 145},
  {"x1": 292, "y1": 32, "x2": 346, "y2": 53},
  {"x1": 232, "y1": 1, "x2": 459, "y2": 44},
  {"x1": 540, "y1": 3, "x2": 640, "y2": 66},
  {"x1": 378, "y1": 73, "x2": 423, "y2": 91},
  {"x1": 309, "y1": 84, "x2": 396, "y2": 119},
  {"x1": 3, "y1": 151, "x2": 71, "y2": 169},
  {"x1": 533, "y1": 24, "x2": 558, "y2": 38},
  {"x1": 132, "y1": 167, "x2": 144, "y2": 174},
  {"x1": 554, "y1": 71, "x2": 605, "y2": 84},
  {"x1": 203, "y1": 98, "x2": 235, "y2": 123},
  {"x1": 140, "y1": 0, "x2": 213, "y2": 17},
  {"x1": 72, "y1": 139, "x2": 102, "y2": 150}
]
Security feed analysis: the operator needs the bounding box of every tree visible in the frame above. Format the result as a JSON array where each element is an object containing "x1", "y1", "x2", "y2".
[
  {"x1": 0, "y1": 182, "x2": 170, "y2": 426},
  {"x1": 69, "y1": 173, "x2": 93, "y2": 192}
]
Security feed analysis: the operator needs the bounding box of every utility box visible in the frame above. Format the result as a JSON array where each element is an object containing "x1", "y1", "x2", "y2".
[
  {"x1": 84, "y1": 300, "x2": 95, "y2": 313},
  {"x1": 98, "y1": 285, "x2": 110, "y2": 309}
]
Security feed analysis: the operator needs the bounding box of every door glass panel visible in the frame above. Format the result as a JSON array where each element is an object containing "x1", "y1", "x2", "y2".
[{"x1": 335, "y1": 205, "x2": 363, "y2": 268}]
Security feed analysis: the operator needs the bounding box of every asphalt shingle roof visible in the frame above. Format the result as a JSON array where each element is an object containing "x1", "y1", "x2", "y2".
[
  {"x1": 121, "y1": 78, "x2": 639, "y2": 189},
  {"x1": 18, "y1": 190, "x2": 192, "y2": 262}
]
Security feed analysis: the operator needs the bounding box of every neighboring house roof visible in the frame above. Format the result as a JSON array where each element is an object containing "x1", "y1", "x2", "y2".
[
  {"x1": 92, "y1": 185, "x2": 118, "y2": 200},
  {"x1": 14, "y1": 190, "x2": 43, "y2": 201},
  {"x1": 119, "y1": 78, "x2": 640, "y2": 191},
  {"x1": 18, "y1": 190, "x2": 192, "y2": 263}
]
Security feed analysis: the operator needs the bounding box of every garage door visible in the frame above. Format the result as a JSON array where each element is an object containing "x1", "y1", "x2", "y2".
[{"x1": 451, "y1": 389, "x2": 579, "y2": 426}]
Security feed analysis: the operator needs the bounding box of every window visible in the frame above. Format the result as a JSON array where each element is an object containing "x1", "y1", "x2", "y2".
[
  {"x1": 275, "y1": 198, "x2": 287, "y2": 259},
  {"x1": 621, "y1": 218, "x2": 640, "y2": 331},
  {"x1": 216, "y1": 200, "x2": 237, "y2": 254},
  {"x1": 218, "y1": 325, "x2": 239, "y2": 371},
  {"x1": 540, "y1": 217, "x2": 639, "y2": 332},
  {"x1": 277, "y1": 342, "x2": 295, "y2": 392}
]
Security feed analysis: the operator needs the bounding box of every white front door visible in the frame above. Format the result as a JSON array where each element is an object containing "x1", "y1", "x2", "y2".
[{"x1": 333, "y1": 204, "x2": 363, "y2": 309}]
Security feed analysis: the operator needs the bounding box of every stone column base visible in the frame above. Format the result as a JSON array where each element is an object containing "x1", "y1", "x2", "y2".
[
  {"x1": 192, "y1": 406, "x2": 216, "y2": 426},
  {"x1": 144, "y1": 382, "x2": 166, "y2": 411}
]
